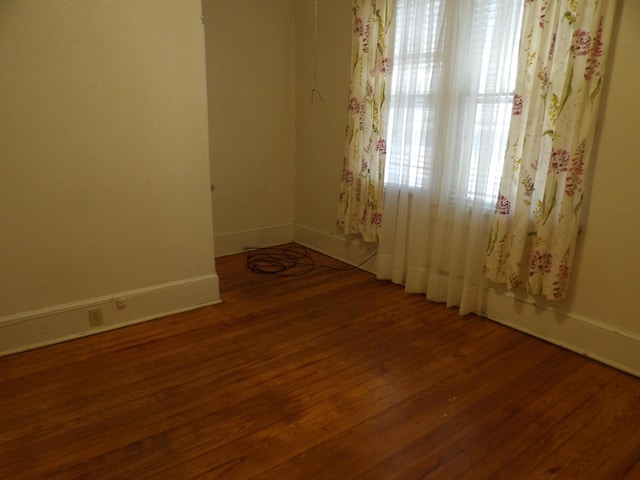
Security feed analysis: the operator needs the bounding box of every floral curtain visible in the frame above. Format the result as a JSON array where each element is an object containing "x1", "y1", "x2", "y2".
[
  {"x1": 337, "y1": 0, "x2": 396, "y2": 243},
  {"x1": 484, "y1": 0, "x2": 616, "y2": 300}
]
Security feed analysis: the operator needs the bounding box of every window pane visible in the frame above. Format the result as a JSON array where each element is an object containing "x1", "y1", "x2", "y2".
[{"x1": 385, "y1": 0, "x2": 523, "y2": 206}]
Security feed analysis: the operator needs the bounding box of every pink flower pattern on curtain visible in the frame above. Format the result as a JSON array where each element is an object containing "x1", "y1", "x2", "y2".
[
  {"x1": 484, "y1": 0, "x2": 616, "y2": 299},
  {"x1": 337, "y1": 0, "x2": 395, "y2": 243}
]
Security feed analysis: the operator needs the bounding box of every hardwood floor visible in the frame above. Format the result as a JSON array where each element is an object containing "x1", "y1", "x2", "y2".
[{"x1": 1, "y1": 244, "x2": 639, "y2": 479}]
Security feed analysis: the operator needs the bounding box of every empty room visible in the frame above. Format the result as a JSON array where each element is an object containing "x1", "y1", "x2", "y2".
[{"x1": 1, "y1": 0, "x2": 639, "y2": 478}]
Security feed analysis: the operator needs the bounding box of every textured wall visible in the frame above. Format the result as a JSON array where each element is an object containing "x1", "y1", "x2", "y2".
[
  {"x1": 294, "y1": 0, "x2": 352, "y2": 234},
  {"x1": 0, "y1": 0, "x2": 216, "y2": 316},
  {"x1": 562, "y1": 0, "x2": 640, "y2": 333},
  {"x1": 203, "y1": 0, "x2": 296, "y2": 244}
]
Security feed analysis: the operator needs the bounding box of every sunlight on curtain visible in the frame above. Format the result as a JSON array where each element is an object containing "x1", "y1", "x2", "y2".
[
  {"x1": 337, "y1": 0, "x2": 396, "y2": 243},
  {"x1": 484, "y1": 0, "x2": 616, "y2": 300},
  {"x1": 376, "y1": 0, "x2": 523, "y2": 314}
]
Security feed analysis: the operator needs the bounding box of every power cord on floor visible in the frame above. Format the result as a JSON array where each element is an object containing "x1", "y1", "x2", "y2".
[{"x1": 244, "y1": 244, "x2": 377, "y2": 276}]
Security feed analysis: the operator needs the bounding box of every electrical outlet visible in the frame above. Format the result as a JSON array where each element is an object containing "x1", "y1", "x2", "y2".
[{"x1": 88, "y1": 308, "x2": 104, "y2": 327}]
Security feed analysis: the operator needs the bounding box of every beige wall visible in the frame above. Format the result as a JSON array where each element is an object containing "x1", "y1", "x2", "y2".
[
  {"x1": 203, "y1": 0, "x2": 296, "y2": 254},
  {"x1": 294, "y1": 0, "x2": 352, "y2": 234},
  {"x1": 0, "y1": 0, "x2": 219, "y2": 351},
  {"x1": 566, "y1": 0, "x2": 640, "y2": 333},
  {"x1": 201, "y1": 0, "x2": 355, "y2": 257},
  {"x1": 292, "y1": 0, "x2": 377, "y2": 266}
]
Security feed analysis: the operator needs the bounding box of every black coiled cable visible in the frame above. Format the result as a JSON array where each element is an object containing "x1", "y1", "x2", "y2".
[{"x1": 244, "y1": 244, "x2": 376, "y2": 276}]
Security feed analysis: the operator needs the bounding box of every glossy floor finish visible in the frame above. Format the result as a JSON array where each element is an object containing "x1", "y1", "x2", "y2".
[{"x1": 1, "y1": 245, "x2": 639, "y2": 479}]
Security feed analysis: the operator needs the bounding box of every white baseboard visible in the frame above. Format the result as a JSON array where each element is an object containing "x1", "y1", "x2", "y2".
[
  {"x1": 214, "y1": 224, "x2": 295, "y2": 257},
  {"x1": 0, "y1": 274, "x2": 220, "y2": 356},
  {"x1": 480, "y1": 288, "x2": 640, "y2": 378},
  {"x1": 294, "y1": 224, "x2": 378, "y2": 272}
]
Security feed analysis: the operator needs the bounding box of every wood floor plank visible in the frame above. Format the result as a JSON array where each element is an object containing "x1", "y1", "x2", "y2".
[
  {"x1": 497, "y1": 373, "x2": 640, "y2": 480},
  {"x1": 253, "y1": 337, "x2": 558, "y2": 479},
  {"x1": 350, "y1": 350, "x2": 598, "y2": 479},
  {"x1": 407, "y1": 358, "x2": 618, "y2": 479},
  {"x1": 1, "y1": 244, "x2": 639, "y2": 479},
  {"x1": 35, "y1": 302, "x2": 449, "y2": 477},
  {"x1": 151, "y1": 328, "x2": 521, "y2": 479},
  {"x1": 0, "y1": 274, "x2": 391, "y2": 439},
  {"x1": 116, "y1": 307, "x2": 515, "y2": 478}
]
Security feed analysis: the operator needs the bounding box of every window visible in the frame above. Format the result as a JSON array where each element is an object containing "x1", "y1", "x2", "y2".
[{"x1": 384, "y1": 0, "x2": 523, "y2": 206}]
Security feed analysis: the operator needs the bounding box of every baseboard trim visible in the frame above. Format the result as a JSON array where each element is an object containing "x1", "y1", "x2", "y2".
[
  {"x1": 480, "y1": 288, "x2": 640, "y2": 378},
  {"x1": 294, "y1": 224, "x2": 378, "y2": 273},
  {"x1": 214, "y1": 224, "x2": 295, "y2": 257},
  {"x1": 0, "y1": 274, "x2": 221, "y2": 356}
]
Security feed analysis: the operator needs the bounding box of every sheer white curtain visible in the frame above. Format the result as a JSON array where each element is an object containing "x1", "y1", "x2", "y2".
[{"x1": 376, "y1": 0, "x2": 523, "y2": 314}]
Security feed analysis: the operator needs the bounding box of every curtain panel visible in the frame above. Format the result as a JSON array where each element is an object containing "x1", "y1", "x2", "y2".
[
  {"x1": 377, "y1": 0, "x2": 523, "y2": 315},
  {"x1": 337, "y1": 0, "x2": 396, "y2": 243},
  {"x1": 484, "y1": 0, "x2": 616, "y2": 300}
]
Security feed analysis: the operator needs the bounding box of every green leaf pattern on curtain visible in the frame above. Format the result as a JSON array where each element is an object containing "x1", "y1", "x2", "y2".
[
  {"x1": 337, "y1": 0, "x2": 395, "y2": 243},
  {"x1": 484, "y1": 0, "x2": 615, "y2": 300}
]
